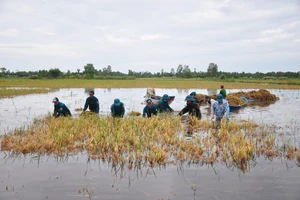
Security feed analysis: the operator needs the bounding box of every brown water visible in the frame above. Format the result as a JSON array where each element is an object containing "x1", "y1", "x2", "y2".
[{"x1": 0, "y1": 88, "x2": 299, "y2": 199}]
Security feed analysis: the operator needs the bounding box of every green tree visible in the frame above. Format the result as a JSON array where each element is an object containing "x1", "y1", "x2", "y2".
[
  {"x1": 183, "y1": 65, "x2": 192, "y2": 78},
  {"x1": 128, "y1": 70, "x2": 134, "y2": 76},
  {"x1": 1, "y1": 67, "x2": 6, "y2": 74},
  {"x1": 84, "y1": 64, "x2": 96, "y2": 78},
  {"x1": 207, "y1": 63, "x2": 218, "y2": 78},
  {"x1": 49, "y1": 68, "x2": 62, "y2": 78},
  {"x1": 170, "y1": 68, "x2": 175, "y2": 76},
  {"x1": 107, "y1": 65, "x2": 112, "y2": 74},
  {"x1": 176, "y1": 64, "x2": 183, "y2": 77},
  {"x1": 161, "y1": 69, "x2": 164, "y2": 76}
]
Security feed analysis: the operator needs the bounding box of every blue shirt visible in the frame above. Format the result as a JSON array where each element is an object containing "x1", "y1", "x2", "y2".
[
  {"x1": 54, "y1": 102, "x2": 71, "y2": 117},
  {"x1": 143, "y1": 104, "x2": 157, "y2": 117},
  {"x1": 110, "y1": 102, "x2": 125, "y2": 117},
  {"x1": 158, "y1": 99, "x2": 173, "y2": 113},
  {"x1": 212, "y1": 100, "x2": 229, "y2": 121}
]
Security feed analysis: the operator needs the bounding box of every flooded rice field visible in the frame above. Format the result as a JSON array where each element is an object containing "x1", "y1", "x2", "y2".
[
  {"x1": 1, "y1": 88, "x2": 299, "y2": 135},
  {"x1": 0, "y1": 88, "x2": 300, "y2": 200}
]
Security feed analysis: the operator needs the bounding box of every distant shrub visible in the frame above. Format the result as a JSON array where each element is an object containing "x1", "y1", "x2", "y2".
[
  {"x1": 29, "y1": 75, "x2": 41, "y2": 79},
  {"x1": 95, "y1": 76, "x2": 136, "y2": 80},
  {"x1": 219, "y1": 74, "x2": 226, "y2": 80},
  {"x1": 263, "y1": 76, "x2": 276, "y2": 80},
  {"x1": 279, "y1": 77, "x2": 287, "y2": 80}
]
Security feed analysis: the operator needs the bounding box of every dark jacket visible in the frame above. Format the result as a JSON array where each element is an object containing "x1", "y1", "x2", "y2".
[
  {"x1": 158, "y1": 99, "x2": 173, "y2": 113},
  {"x1": 83, "y1": 96, "x2": 99, "y2": 114},
  {"x1": 178, "y1": 103, "x2": 201, "y2": 120},
  {"x1": 143, "y1": 104, "x2": 157, "y2": 117},
  {"x1": 54, "y1": 102, "x2": 71, "y2": 117},
  {"x1": 111, "y1": 102, "x2": 125, "y2": 117},
  {"x1": 193, "y1": 98, "x2": 203, "y2": 104}
]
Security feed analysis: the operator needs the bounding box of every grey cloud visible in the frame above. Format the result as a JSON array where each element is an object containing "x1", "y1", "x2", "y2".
[{"x1": 0, "y1": 0, "x2": 299, "y2": 73}]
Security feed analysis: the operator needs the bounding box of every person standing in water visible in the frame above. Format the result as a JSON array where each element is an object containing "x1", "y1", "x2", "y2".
[{"x1": 219, "y1": 85, "x2": 227, "y2": 99}]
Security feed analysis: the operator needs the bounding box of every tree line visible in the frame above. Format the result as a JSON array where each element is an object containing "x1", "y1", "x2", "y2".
[{"x1": 0, "y1": 63, "x2": 299, "y2": 79}]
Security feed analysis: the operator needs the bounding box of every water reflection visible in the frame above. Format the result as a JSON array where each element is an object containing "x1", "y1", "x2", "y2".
[
  {"x1": 1, "y1": 153, "x2": 299, "y2": 200},
  {"x1": 207, "y1": 89, "x2": 218, "y2": 96},
  {"x1": 84, "y1": 88, "x2": 95, "y2": 95},
  {"x1": 176, "y1": 88, "x2": 190, "y2": 95}
]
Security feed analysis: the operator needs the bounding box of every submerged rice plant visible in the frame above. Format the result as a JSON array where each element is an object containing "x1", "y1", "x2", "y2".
[{"x1": 0, "y1": 115, "x2": 298, "y2": 174}]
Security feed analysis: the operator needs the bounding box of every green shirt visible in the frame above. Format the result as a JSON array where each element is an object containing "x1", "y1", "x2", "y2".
[{"x1": 220, "y1": 88, "x2": 227, "y2": 98}]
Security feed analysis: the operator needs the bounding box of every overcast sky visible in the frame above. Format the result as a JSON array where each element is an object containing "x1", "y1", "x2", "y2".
[{"x1": 0, "y1": 0, "x2": 300, "y2": 73}]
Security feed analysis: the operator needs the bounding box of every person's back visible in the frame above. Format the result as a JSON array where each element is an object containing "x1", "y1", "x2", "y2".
[
  {"x1": 157, "y1": 94, "x2": 173, "y2": 113},
  {"x1": 111, "y1": 98, "x2": 125, "y2": 118}
]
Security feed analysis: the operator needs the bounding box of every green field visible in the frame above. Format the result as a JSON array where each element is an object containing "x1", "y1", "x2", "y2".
[
  {"x1": 0, "y1": 88, "x2": 57, "y2": 98},
  {"x1": 1, "y1": 78, "x2": 300, "y2": 90}
]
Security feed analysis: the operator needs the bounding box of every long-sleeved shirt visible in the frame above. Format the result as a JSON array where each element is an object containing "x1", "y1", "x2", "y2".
[
  {"x1": 209, "y1": 99, "x2": 216, "y2": 111},
  {"x1": 111, "y1": 103, "x2": 125, "y2": 117},
  {"x1": 54, "y1": 102, "x2": 71, "y2": 117},
  {"x1": 83, "y1": 96, "x2": 99, "y2": 114},
  {"x1": 178, "y1": 103, "x2": 201, "y2": 120},
  {"x1": 192, "y1": 97, "x2": 203, "y2": 104},
  {"x1": 211, "y1": 100, "x2": 229, "y2": 121},
  {"x1": 143, "y1": 104, "x2": 157, "y2": 117},
  {"x1": 157, "y1": 99, "x2": 173, "y2": 113}
]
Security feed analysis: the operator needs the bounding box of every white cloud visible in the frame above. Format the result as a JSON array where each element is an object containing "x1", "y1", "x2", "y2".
[
  {"x1": 0, "y1": 42, "x2": 78, "y2": 57},
  {"x1": 31, "y1": 27, "x2": 56, "y2": 36},
  {"x1": 0, "y1": 29, "x2": 19, "y2": 37},
  {"x1": 141, "y1": 34, "x2": 170, "y2": 40}
]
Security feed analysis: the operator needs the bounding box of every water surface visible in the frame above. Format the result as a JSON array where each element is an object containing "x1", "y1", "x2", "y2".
[{"x1": 0, "y1": 88, "x2": 300, "y2": 199}]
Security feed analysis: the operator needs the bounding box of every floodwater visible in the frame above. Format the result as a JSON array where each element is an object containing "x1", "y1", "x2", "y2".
[{"x1": 0, "y1": 88, "x2": 300, "y2": 200}]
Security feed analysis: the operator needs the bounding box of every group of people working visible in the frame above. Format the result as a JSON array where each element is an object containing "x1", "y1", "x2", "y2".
[
  {"x1": 52, "y1": 85, "x2": 229, "y2": 123},
  {"x1": 143, "y1": 85, "x2": 228, "y2": 122},
  {"x1": 52, "y1": 90, "x2": 125, "y2": 118}
]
